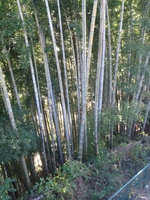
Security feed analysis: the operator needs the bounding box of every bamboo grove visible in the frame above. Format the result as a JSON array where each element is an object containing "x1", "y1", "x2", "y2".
[{"x1": 0, "y1": 0, "x2": 150, "y2": 195}]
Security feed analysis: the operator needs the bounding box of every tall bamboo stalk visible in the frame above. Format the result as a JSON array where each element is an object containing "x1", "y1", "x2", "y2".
[
  {"x1": 0, "y1": 66, "x2": 31, "y2": 189},
  {"x1": 94, "y1": 0, "x2": 106, "y2": 154},
  {"x1": 86, "y1": 0, "x2": 98, "y2": 86},
  {"x1": 106, "y1": 0, "x2": 113, "y2": 148},
  {"x1": 16, "y1": 0, "x2": 49, "y2": 174},
  {"x1": 98, "y1": 0, "x2": 106, "y2": 113},
  {"x1": 33, "y1": 5, "x2": 63, "y2": 166},
  {"x1": 57, "y1": 0, "x2": 74, "y2": 157},
  {"x1": 128, "y1": 52, "x2": 150, "y2": 137},
  {"x1": 62, "y1": 7, "x2": 81, "y2": 150},
  {"x1": 32, "y1": 41, "x2": 53, "y2": 172},
  {"x1": 3, "y1": 40, "x2": 38, "y2": 182},
  {"x1": 106, "y1": 0, "x2": 112, "y2": 106},
  {"x1": 2, "y1": 42, "x2": 21, "y2": 108},
  {"x1": 112, "y1": 0, "x2": 125, "y2": 106},
  {"x1": 44, "y1": 0, "x2": 72, "y2": 160},
  {"x1": 78, "y1": 0, "x2": 86, "y2": 161},
  {"x1": 141, "y1": 97, "x2": 150, "y2": 132}
]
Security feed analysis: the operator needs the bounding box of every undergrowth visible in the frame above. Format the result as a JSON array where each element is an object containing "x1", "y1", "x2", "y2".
[{"x1": 23, "y1": 136, "x2": 150, "y2": 200}]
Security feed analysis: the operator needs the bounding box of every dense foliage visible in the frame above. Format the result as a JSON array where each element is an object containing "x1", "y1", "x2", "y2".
[
  {"x1": 0, "y1": 0, "x2": 150, "y2": 199},
  {"x1": 24, "y1": 136, "x2": 150, "y2": 199}
]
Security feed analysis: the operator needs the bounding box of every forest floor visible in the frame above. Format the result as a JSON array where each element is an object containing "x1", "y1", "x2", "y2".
[
  {"x1": 23, "y1": 135, "x2": 150, "y2": 200},
  {"x1": 134, "y1": 187, "x2": 150, "y2": 200},
  {"x1": 108, "y1": 136, "x2": 150, "y2": 200}
]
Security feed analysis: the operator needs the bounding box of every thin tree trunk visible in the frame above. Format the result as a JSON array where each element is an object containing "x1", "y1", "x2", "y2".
[
  {"x1": 94, "y1": 0, "x2": 105, "y2": 155},
  {"x1": 141, "y1": 98, "x2": 150, "y2": 132},
  {"x1": 86, "y1": 0, "x2": 98, "y2": 87},
  {"x1": 29, "y1": 155, "x2": 37, "y2": 182},
  {"x1": 98, "y1": 0, "x2": 106, "y2": 113},
  {"x1": 104, "y1": 49, "x2": 109, "y2": 109},
  {"x1": 127, "y1": 2, "x2": 150, "y2": 138},
  {"x1": 2, "y1": 42, "x2": 21, "y2": 108},
  {"x1": 4, "y1": 43, "x2": 38, "y2": 182},
  {"x1": 57, "y1": 0, "x2": 74, "y2": 157},
  {"x1": 130, "y1": 89, "x2": 143, "y2": 138},
  {"x1": 79, "y1": 0, "x2": 86, "y2": 161},
  {"x1": 32, "y1": 44, "x2": 52, "y2": 172},
  {"x1": 16, "y1": 0, "x2": 49, "y2": 174},
  {"x1": 44, "y1": 0, "x2": 72, "y2": 160},
  {"x1": 1, "y1": 163, "x2": 7, "y2": 181},
  {"x1": 0, "y1": 66, "x2": 31, "y2": 190},
  {"x1": 80, "y1": 0, "x2": 98, "y2": 158},
  {"x1": 112, "y1": 0, "x2": 125, "y2": 106},
  {"x1": 106, "y1": 1, "x2": 113, "y2": 146},
  {"x1": 106, "y1": 0, "x2": 112, "y2": 107},
  {"x1": 134, "y1": 52, "x2": 150, "y2": 101},
  {"x1": 128, "y1": 52, "x2": 150, "y2": 137},
  {"x1": 33, "y1": 5, "x2": 63, "y2": 166},
  {"x1": 63, "y1": 9, "x2": 81, "y2": 147}
]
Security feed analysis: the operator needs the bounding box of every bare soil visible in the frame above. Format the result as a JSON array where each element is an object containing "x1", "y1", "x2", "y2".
[{"x1": 134, "y1": 188, "x2": 150, "y2": 200}]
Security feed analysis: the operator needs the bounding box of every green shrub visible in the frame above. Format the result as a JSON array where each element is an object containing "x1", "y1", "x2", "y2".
[
  {"x1": 0, "y1": 178, "x2": 16, "y2": 200},
  {"x1": 31, "y1": 161, "x2": 89, "y2": 200}
]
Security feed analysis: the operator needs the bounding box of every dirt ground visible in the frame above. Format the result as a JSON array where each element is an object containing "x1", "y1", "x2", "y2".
[{"x1": 134, "y1": 188, "x2": 150, "y2": 200}]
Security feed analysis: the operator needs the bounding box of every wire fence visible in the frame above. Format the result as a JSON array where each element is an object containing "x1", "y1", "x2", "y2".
[{"x1": 108, "y1": 163, "x2": 150, "y2": 200}]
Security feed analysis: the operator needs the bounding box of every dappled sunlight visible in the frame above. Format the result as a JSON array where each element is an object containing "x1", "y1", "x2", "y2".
[{"x1": 33, "y1": 153, "x2": 43, "y2": 173}]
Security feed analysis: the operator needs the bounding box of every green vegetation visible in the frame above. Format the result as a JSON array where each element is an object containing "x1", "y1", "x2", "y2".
[
  {"x1": 0, "y1": 0, "x2": 150, "y2": 199},
  {"x1": 22, "y1": 136, "x2": 150, "y2": 200},
  {"x1": 0, "y1": 178, "x2": 16, "y2": 200}
]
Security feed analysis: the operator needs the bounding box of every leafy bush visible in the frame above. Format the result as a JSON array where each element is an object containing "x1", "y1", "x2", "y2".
[
  {"x1": 31, "y1": 161, "x2": 89, "y2": 200},
  {"x1": 0, "y1": 178, "x2": 16, "y2": 200},
  {"x1": 27, "y1": 137, "x2": 150, "y2": 200},
  {"x1": 0, "y1": 110, "x2": 39, "y2": 163}
]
